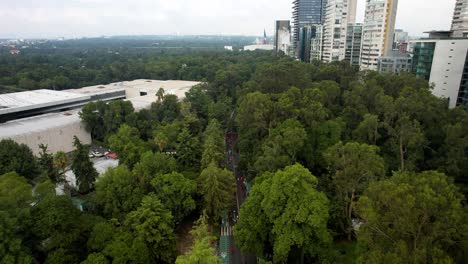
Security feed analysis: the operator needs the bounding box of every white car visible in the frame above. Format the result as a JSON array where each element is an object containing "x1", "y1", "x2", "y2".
[
  {"x1": 88, "y1": 153, "x2": 94, "y2": 158},
  {"x1": 93, "y1": 151, "x2": 104, "y2": 157}
]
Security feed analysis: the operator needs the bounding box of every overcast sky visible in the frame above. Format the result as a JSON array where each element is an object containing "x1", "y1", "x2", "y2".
[{"x1": 0, "y1": 0, "x2": 456, "y2": 39}]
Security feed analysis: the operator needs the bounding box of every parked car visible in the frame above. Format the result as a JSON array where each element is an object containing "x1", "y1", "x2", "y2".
[
  {"x1": 105, "y1": 153, "x2": 118, "y2": 159},
  {"x1": 88, "y1": 153, "x2": 94, "y2": 158},
  {"x1": 93, "y1": 151, "x2": 104, "y2": 157}
]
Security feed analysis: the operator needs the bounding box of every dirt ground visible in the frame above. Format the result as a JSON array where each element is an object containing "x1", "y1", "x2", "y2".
[{"x1": 176, "y1": 215, "x2": 197, "y2": 255}]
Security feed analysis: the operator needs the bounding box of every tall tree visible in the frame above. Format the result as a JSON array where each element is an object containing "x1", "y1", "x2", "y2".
[
  {"x1": 387, "y1": 114, "x2": 426, "y2": 172},
  {"x1": 353, "y1": 114, "x2": 381, "y2": 145},
  {"x1": 0, "y1": 139, "x2": 38, "y2": 181},
  {"x1": 234, "y1": 164, "x2": 331, "y2": 263},
  {"x1": 197, "y1": 163, "x2": 236, "y2": 222},
  {"x1": 103, "y1": 100, "x2": 135, "y2": 135},
  {"x1": 31, "y1": 195, "x2": 92, "y2": 263},
  {"x1": 254, "y1": 119, "x2": 307, "y2": 173},
  {"x1": 156, "y1": 87, "x2": 165, "y2": 102},
  {"x1": 175, "y1": 212, "x2": 220, "y2": 264},
  {"x1": 53, "y1": 151, "x2": 69, "y2": 184},
  {"x1": 185, "y1": 84, "x2": 213, "y2": 122},
  {"x1": 357, "y1": 171, "x2": 468, "y2": 263},
  {"x1": 37, "y1": 144, "x2": 59, "y2": 183},
  {"x1": 80, "y1": 100, "x2": 134, "y2": 142},
  {"x1": 86, "y1": 221, "x2": 151, "y2": 264},
  {"x1": 150, "y1": 172, "x2": 196, "y2": 223},
  {"x1": 79, "y1": 101, "x2": 108, "y2": 141},
  {"x1": 108, "y1": 124, "x2": 147, "y2": 169},
  {"x1": 95, "y1": 166, "x2": 144, "y2": 219},
  {"x1": 175, "y1": 127, "x2": 201, "y2": 170},
  {"x1": 151, "y1": 94, "x2": 181, "y2": 123},
  {"x1": 438, "y1": 118, "x2": 468, "y2": 196},
  {"x1": 0, "y1": 172, "x2": 34, "y2": 263},
  {"x1": 236, "y1": 92, "x2": 273, "y2": 173},
  {"x1": 71, "y1": 136, "x2": 98, "y2": 194},
  {"x1": 324, "y1": 142, "x2": 385, "y2": 239},
  {"x1": 201, "y1": 119, "x2": 225, "y2": 169},
  {"x1": 125, "y1": 194, "x2": 176, "y2": 263},
  {"x1": 132, "y1": 151, "x2": 178, "y2": 191},
  {"x1": 153, "y1": 131, "x2": 169, "y2": 153}
]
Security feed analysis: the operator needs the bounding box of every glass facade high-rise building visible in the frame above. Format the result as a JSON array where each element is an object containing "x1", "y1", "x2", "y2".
[
  {"x1": 345, "y1": 23, "x2": 363, "y2": 66},
  {"x1": 411, "y1": 38, "x2": 468, "y2": 108},
  {"x1": 412, "y1": 42, "x2": 436, "y2": 80},
  {"x1": 298, "y1": 25, "x2": 313, "y2": 62},
  {"x1": 293, "y1": 0, "x2": 328, "y2": 60},
  {"x1": 456, "y1": 52, "x2": 468, "y2": 107}
]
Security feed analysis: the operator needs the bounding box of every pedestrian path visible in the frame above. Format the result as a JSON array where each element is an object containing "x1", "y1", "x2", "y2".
[
  {"x1": 221, "y1": 225, "x2": 233, "y2": 236},
  {"x1": 219, "y1": 213, "x2": 231, "y2": 264}
]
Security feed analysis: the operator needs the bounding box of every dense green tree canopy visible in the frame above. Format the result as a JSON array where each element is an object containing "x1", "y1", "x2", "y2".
[
  {"x1": 32, "y1": 195, "x2": 93, "y2": 262},
  {"x1": 175, "y1": 127, "x2": 201, "y2": 170},
  {"x1": 197, "y1": 163, "x2": 236, "y2": 222},
  {"x1": 175, "y1": 213, "x2": 220, "y2": 264},
  {"x1": 107, "y1": 124, "x2": 147, "y2": 169},
  {"x1": 201, "y1": 119, "x2": 225, "y2": 169},
  {"x1": 95, "y1": 166, "x2": 144, "y2": 219},
  {"x1": 357, "y1": 171, "x2": 467, "y2": 263},
  {"x1": 132, "y1": 151, "x2": 178, "y2": 191},
  {"x1": 1, "y1": 44, "x2": 468, "y2": 263},
  {"x1": 234, "y1": 164, "x2": 331, "y2": 263},
  {"x1": 0, "y1": 139, "x2": 38, "y2": 181},
  {"x1": 53, "y1": 151, "x2": 69, "y2": 184},
  {"x1": 0, "y1": 172, "x2": 34, "y2": 263},
  {"x1": 254, "y1": 118, "x2": 307, "y2": 173},
  {"x1": 125, "y1": 194, "x2": 176, "y2": 263},
  {"x1": 150, "y1": 172, "x2": 196, "y2": 223},
  {"x1": 86, "y1": 220, "x2": 152, "y2": 264},
  {"x1": 324, "y1": 142, "x2": 385, "y2": 238},
  {"x1": 38, "y1": 144, "x2": 60, "y2": 183},
  {"x1": 71, "y1": 136, "x2": 98, "y2": 194}
]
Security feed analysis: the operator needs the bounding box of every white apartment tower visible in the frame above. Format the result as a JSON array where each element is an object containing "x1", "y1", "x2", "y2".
[
  {"x1": 360, "y1": 0, "x2": 399, "y2": 70},
  {"x1": 451, "y1": 0, "x2": 468, "y2": 37},
  {"x1": 322, "y1": 0, "x2": 358, "y2": 62}
]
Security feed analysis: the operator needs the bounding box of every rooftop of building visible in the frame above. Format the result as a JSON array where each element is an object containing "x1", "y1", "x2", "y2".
[
  {"x1": 0, "y1": 79, "x2": 202, "y2": 137},
  {"x1": 0, "y1": 89, "x2": 90, "y2": 115},
  {"x1": 0, "y1": 109, "x2": 83, "y2": 138},
  {"x1": 380, "y1": 50, "x2": 412, "y2": 58},
  {"x1": 126, "y1": 95, "x2": 159, "y2": 111},
  {"x1": 411, "y1": 37, "x2": 468, "y2": 42},
  {"x1": 69, "y1": 79, "x2": 201, "y2": 98},
  {"x1": 67, "y1": 83, "x2": 125, "y2": 95},
  {"x1": 0, "y1": 80, "x2": 201, "y2": 117},
  {"x1": 243, "y1": 44, "x2": 275, "y2": 51}
]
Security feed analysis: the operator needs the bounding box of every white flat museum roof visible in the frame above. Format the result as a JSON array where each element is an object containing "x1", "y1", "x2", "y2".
[
  {"x1": 0, "y1": 79, "x2": 202, "y2": 135},
  {"x1": 0, "y1": 79, "x2": 201, "y2": 116},
  {"x1": 0, "y1": 110, "x2": 82, "y2": 138},
  {"x1": 69, "y1": 79, "x2": 201, "y2": 98},
  {"x1": 0, "y1": 89, "x2": 90, "y2": 115}
]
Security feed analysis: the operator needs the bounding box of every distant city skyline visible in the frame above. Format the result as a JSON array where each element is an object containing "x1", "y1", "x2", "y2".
[{"x1": 0, "y1": 0, "x2": 456, "y2": 39}]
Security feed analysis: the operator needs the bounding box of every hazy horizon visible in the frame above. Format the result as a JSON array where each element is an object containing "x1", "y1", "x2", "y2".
[{"x1": 0, "y1": 0, "x2": 456, "y2": 39}]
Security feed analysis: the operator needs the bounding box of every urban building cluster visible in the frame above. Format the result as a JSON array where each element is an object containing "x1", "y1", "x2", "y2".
[{"x1": 273, "y1": 0, "x2": 468, "y2": 109}]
